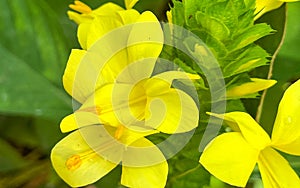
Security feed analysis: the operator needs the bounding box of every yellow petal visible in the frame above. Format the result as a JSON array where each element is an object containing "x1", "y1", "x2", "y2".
[
  {"x1": 97, "y1": 48, "x2": 129, "y2": 85},
  {"x1": 81, "y1": 84, "x2": 123, "y2": 128},
  {"x1": 144, "y1": 77, "x2": 170, "y2": 96},
  {"x1": 118, "y1": 127, "x2": 158, "y2": 146},
  {"x1": 60, "y1": 111, "x2": 100, "y2": 133},
  {"x1": 76, "y1": 82, "x2": 144, "y2": 129},
  {"x1": 121, "y1": 138, "x2": 168, "y2": 188},
  {"x1": 226, "y1": 78, "x2": 277, "y2": 98},
  {"x1": 86, "y1": 16, "x2": 123, "y2": 49},
  {"x1": 63, "y1": 49, "x2": 89, "y2": 103},
  {"x1": 121, "y1": 162, "x2": 168, "y2": 188},
  {"x1": 125, "y1": 0, "x2": 139, "y2": 9},
  {"x1": 145, "y1": 88, "x2": 199, "y2": 134},
  {"x1": 67, "y1": 11, "x2": 92, "y2": 25},
  {"x1": 208, "y1": 112, "x2": 271, "y2": 150},
  {"x1": 117, "y1": 9, "x2": 140, "y2": 25},
  {"x1": 77, "y1": 22, "x2": 91, "y2": 50},
  {"x1": 255, "y1": 0, "x2": 283, "y2": 20},
  {"x1": 51, "y1": 128, "x2": 118, "y2": 187},
  {"x1": 272, "y1": 79, "x2": 300, "y2": 146},
  {"x1": 122, "y1": 137, "x2": 166, "y2": 166},
  {"x1": 200, "y1": 132, "x2": 259, "y2": 187},
  {"x1": 128, "y1": 79, "x2": 148, "y2": 121},
  {"x1": 92, "y1": 2, "x2": 124, "y2": 16},
  {"x1": 166, "y1": 10, "x2": 172, "y2": 24},
  {"x1": 255, "y1": 0, "x2": 299, "y2": 19},
  {"x1": 258, "y1": 147, "x2": 300, "y2": 188},
  {"x1": 273, "y1": 138, "x2": 300, "y2": 155},
  {"x1": 85, "y1": 83, "x2": 147, "y2": 128},
  {"x1": 151, "y1": 71, "x2": 201, "y2": 89},
  {"x1": 144, "y1": 71, "x2": 199, "y2": 97},
  {"x1": 115, "y1": 57, "x2": 155, "y2": 84},
  {"x1": 127, "y1": 11, "x2": 163, "y2": 64},
  {"x1": 68, "y1": 2, "x2": 123, "y2": 25},
  {"x1": 63, "y1": 49, "x2": 128, "y2": 103}
]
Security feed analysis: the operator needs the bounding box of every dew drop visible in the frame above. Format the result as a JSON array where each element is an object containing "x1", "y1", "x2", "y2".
[{"x1": 284, "y1": 116, "x2": 293, "y2": 125}]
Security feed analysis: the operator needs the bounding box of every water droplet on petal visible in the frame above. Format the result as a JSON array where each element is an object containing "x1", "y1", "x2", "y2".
[{"x1": 284, "y1": 116, "x2": 293, "y2": 125}]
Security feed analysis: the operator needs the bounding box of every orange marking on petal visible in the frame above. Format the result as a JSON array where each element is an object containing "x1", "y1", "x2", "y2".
[{"x1": 66, "y1": 155, "x2": 82, "y2": 170}]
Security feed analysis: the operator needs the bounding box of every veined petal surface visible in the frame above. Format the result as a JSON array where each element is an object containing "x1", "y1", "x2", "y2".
[
  {"x1": 272, "y1": 79, "x2": 300, "y2": 146},
  {"x1": 51, "y1": 128, "x2": 118, "y2": 187},
  {"x1": 121, "y1": 138, "x2": 167, "y2": 188},
  {"x1": 127, "y1": 11, "x2": 163, "y2": 64},
  {"x1": 258, "y1": 147, "x2": 300, "y2": 188},
  {"x1": 208, "y1": 112, "x2": 271, "y2": 150},
  {"x1": 125, "y1": 0, "x2": 139, "y2": 9},
  {"x1": 145, "y1": 88, "x2": 199, "y2": 134},
  {"x1": 200, "y1": 132, "x2": 259, "y2": 187},
  {"x1": 63, "y1": 49, "x2": 88, "y2": 103}
]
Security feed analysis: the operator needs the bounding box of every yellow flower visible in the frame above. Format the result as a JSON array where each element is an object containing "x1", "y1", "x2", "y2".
[
  {"x1": 200, "y1": 79, "x2": 300, "y2": 187},
  {"x1": 52, "y1": 2, "x2": 200, "y2": 186},
  {"x1": 64, "y1": 8, "x2": 164, "y2": 103},
  {"x1": 51, "y1": 122, "x2": 167, "y2": 187},
  {"x1": 255, "y1": 0, "x2": 299, "y2": 20},
  {"x1": 226, "y1": 78, "x2": 277, "y2": 98},
  {"x1": 51, "y1": 49, "x2": 199, "y2": 188},
  {"x1": 67, "y1": 0, "x2": 140, "y2": 50},
  {"x1": 62, "y1": 59, "x2": 199, "y2": 133}
]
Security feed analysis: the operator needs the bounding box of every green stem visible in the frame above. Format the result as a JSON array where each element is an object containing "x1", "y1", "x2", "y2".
[
  {"x1": 255, "y1": 5, "x2": 288, "y2": 123},
  {"x1": 170, "y1": 164, "x2": 201, "y2": 182}
]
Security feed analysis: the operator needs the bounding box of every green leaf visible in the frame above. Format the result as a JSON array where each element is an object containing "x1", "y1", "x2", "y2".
[
  {"x1": 226, "y1": 99, "x2": 246, "y2": 112},
  {"x1": 223, "y1": 45, "x2": 269, "y2": 77},
  {"x1": 0, "y1": 116, "x2": 39, "y2": 148},
  {"x1": 204, "y1": 176, "x2": 232, "y2": 188},
  {"x1": 93, "y1": 166, "x2": 122, "y2": 188},
  {"x1": 171, "y1": 0, "x2": 185, "y2": 26},
  {"x1": 0, "y1": 138, "x2": 28, "y2": 172},
  {"x1": 191, "y1": 29, "x2": 228, "y2": 58},
  {"x1": 204, "y1": 1, "x2": 239, "y2": 32},
  {"x1": 33, "y1": 118, "x2": 64, "y2": 153},
  {"x1": 184, "y1": 0, "x2": 203, "y2": 26},
  {"x1": 0, "y1": 0, "x2": 69, "y2": 85},
  {"x1": 195, "y1": 12, "x2": 230, "y2": 41},
  {"x1": 228, "y1": 23, "x2": 274, "y2": 51},
  {"x1": 0, "y1": 0, "x2": 72, "y2": 120},
  {"x1": 0, "y1": 44, "x2": 71, "y2": 120}
]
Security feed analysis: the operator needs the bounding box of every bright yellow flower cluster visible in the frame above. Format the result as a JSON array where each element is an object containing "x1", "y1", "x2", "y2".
[
  {"x1": 200, "y1": 79, "x2": 300, "y2": 187},
  {"x1": 51, "y1": 1, "x2": 199, "y2": 187}
]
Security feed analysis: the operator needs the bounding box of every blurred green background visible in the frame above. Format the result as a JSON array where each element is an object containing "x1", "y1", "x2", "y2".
[{"x1": 0, "y1": 0, "x2": 299, "y2": 187}]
